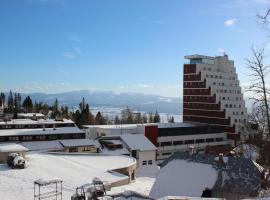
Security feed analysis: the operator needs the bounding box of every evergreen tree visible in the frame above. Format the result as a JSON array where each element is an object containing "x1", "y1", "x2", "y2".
[
  {"x1": 0, "y1": 92, "x2": 5, "y2": 111},
  {"x1": 168, "y1": 115, "x2": 175, "y2": 123},
  {"x1": 142, "y1": 114, "x2": 148, "y2": 123},
  {"x1": 22, "y1": 96, "x2": 33, "y2": 113},
  {"x1": 153, "y1": 111, "x2": 161, "y2": 123},
  {"x1": 7, "y1": 90, "x2": 14, "y2": 113},
  {"x1": 148, "y1": 112, "x2": 154, "y2": 123},
  {"x1": 114, "y1": 115, "x2": 121, "y2": 124},
  {"x1": 95, "y1": 111, "x2": 107, "y2": 125}
]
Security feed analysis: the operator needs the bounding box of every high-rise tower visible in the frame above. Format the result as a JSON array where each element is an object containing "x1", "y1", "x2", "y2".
[{"x1": 183, "y1": 54, "x2": 247, "y2": 141}]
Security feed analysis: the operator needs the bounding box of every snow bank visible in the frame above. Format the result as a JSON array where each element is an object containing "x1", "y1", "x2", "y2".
[{"x1": 150, "y1": 160, "x2": 218, "y2": 199}]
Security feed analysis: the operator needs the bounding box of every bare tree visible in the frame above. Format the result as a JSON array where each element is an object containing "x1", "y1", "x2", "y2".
[
  {"x1": 257, "y1": 8, "x2": 270, "y2": 24},
  {"x1": 246, "y1": 46, "x2": 270, "y2": 136}
]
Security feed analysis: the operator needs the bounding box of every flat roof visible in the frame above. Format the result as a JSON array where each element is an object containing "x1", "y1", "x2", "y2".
[
  {"x1": 120, "y1": 134, "x2": 157, "y2": 151},
  {"x1": 17, "y1": 113, "x2": 45, "y2": 117},
  {"x1": 83, "y1": 122, "x2": 203, "y2": 130},
  {"x1": 0, "y1": 127, "x2": 84, "y2": 137},
  {"x1": 184, "y1": 54, "x2": 215, "y2": 60},
  {"x1": 0, "y1": 143, "x2": 28, "y2": 152},
  {"x1": 59, "y1": 139, "x2": 97, "y2": 147},
  {"x1": 0, "y1": 153, "x2": 136, "y2": 200},
  {"x1": 0, "y1": 118, "x2": 75, "y2": 126}
]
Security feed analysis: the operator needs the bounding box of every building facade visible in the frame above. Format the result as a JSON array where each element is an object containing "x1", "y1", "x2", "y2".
[
  {"x1": 0, "y1": 118, "x2": 85, "y2": 142},
  {"x1": 183, "y1": 54, "x2": 248, "y2": 141}
]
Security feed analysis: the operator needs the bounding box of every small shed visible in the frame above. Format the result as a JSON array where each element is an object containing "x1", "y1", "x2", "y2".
[
  {"x1": 59, "y1": 139, "x2": 98, "y2": 153},
  {"x1": 0, "y1": 143, "x2": 28, "y2": 163}
]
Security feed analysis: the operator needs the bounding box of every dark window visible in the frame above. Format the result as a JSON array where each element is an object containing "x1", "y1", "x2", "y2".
[
  {"x1": 160, "y1": 142, "x2": 172, "y2": 146},
  {"x1": 184, "y1": 140, "x2": 194, "y2": 144},
  {"x1": 215, "y1": 137, "x2": 223, "y2": 142},
  {"x1": 195, "y1": 139, "x2": 205, "y2": 143},
  {"x1": 206, "y1": 138, "x2": 214, "y2": 143},
  {"x1": 162, "y1": 152, "x2": 172, "y2": 156},
  {"x1": 173, "y1": 141, "x2": 183, "y2": 145}
]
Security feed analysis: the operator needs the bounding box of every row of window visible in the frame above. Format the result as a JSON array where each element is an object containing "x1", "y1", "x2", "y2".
[
  {"x1": 216, "y1": 89, "x2": 241, "y2": 95},
  {"x1": 0, "y1": 134, "x2": 84, "y2": 142},
  {"x1": 0, "y1": 124, "x2": 75, "y2": 129},
  {"x1": 205, "y1": 74, "x2": 236, "y2": 80},
  {"x1": 142, "y1": 160, "x2": 153, "y2": 165},
  {"x1": 158, "y1": 137, "x2": 224, "y2": 147}
]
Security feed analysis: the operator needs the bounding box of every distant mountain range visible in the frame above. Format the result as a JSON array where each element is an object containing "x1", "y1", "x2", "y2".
[{"x1": 8, "y1": 90, "x2": 182, "y2": 115}]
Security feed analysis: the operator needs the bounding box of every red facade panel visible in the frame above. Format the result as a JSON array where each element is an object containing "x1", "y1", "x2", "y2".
[
  {"x1": 183, "y1": 109, "x2": 226, "y2": 118},
  {"x1": 183, "y1": 80, "x2": 206, "y2": 88},
  {"x1": 183, "y1": 95, "x2": 216, "y2": 103},
  {"x1": 184, "y1": 64, "x2": 197, "y2": 74},
  {"x1": 145, "y1": 125, "x2": 158, "y2": 146},
  {"x1": 184, "y1": 87, "x2": 211, "y2": 96},
  {"x1": 183, "y1": 115, "x2": 230, "y2": 126},
  {"x1": 183, "y1": 102, "x2": 221, "y2": 110},
  {"x1": 184, "y1": 72, "x2": 201, "y2": 81}
]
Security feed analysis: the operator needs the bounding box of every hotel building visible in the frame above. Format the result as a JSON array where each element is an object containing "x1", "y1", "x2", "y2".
[{"x1": 183, "y1": 54, "x2": 248, "y2": 141}]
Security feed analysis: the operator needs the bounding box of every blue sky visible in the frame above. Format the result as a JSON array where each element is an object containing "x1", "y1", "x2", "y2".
[{"x1": 0, "y1": 0, "x2": 269, "y2": 97}]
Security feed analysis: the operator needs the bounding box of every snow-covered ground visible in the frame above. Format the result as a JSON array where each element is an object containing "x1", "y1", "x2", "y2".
[
  {"x1": 150, "y1": 160, "x2": 218, "y2": 199},
  {"x1": 0, "y1": 153, "x2": 136, "y2": 200}
]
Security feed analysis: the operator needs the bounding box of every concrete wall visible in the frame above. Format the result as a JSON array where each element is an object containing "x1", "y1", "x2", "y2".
[{"x1": 138, "y1": 150, "x2": 156, "y2": 167}]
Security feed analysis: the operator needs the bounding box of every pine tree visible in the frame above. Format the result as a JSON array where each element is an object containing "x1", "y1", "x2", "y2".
[
  {"x1": 148, "y1": 112, "x2": 154, "y2": 123},
  {"x1": 7, "y1": 90, "x2": 14, "y2": 113},
  {"x1": 153, "y1": 111, "x2": 161, "y2": 123},
  {"x1": 114, "y1": 115, "x2": 121, "y2": 124},
  {"x1": 0, "y1": 93, "x2": 5, "y2": 111},
  {"x1": 22, "y1": 96, "x2": 33, "y2": 113}
]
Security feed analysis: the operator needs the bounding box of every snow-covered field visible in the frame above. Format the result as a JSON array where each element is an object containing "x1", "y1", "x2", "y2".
[{"x1": 0, "y1": 153, "x2": 136, "y2": 200}]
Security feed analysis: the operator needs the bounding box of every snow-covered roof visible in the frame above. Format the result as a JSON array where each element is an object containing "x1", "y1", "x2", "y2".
[
  {"x1": 154, "y1": 152, "x2": 262, "y2": 198},
  {"x1": 0, "y1": 126, "x2": 84, "y2": 136},
  {"x1": 18, "y1": 113, "x2": 45, "y2": 118},
  {"x1": 150, "y1": 159, "x2": 218, "y2": 199},
  {"x1": 21, "y1": 141, "x2": 64, "y2": 151},
  {"x1": 0, "y1": 118, "x2": 74, "y2": 125},
  {"x1": 120, "y1": 134, "x2": 156, "y2": 151},
  {"x1": 59, "y1": 139, "x2": 97, "y2": 147},
  {"x1": 0, "y1": 153, "x2": 136, "y2": 200},
  {"x1": 83, "y1": 122, "x2": 205, "y2": 130},
  {"x1": 0, "y1": 143, "x2": 28, "y2": 152}
]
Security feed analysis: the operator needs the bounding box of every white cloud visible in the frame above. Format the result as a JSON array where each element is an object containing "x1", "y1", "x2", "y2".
[
  {"x1": 224, "y1": 18, "x2": 237, "y2": 26},
  {"x1": 63, "y1": 52, "x2": 75, "y2": 59}
]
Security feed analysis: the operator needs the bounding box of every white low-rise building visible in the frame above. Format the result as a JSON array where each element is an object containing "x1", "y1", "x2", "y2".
[{"x1": 120, "y1": 134, "x2": 157, "y2": 167}]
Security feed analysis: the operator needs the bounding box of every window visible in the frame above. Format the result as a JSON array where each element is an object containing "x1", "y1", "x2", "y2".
[
  {"x1": 173, "y1": 141, "x2": 183, "y2": 145},
  {"x1": 196, "y1": 139, "x2": 205, "y2": 143},
  {"x1": 184, "y1": 140, "x2": 194, "y2": 144},
  {"x1": 215, "y1": 137, "x2": 223, "y2": 142},
  {"x1": 206, "y1": 138, "x2": 214, "y2": 143},
  {"x1": 160, "y1": 142, "x2": 172, "y2": 146},
  {"x1": 148, "y1": 160, "x2": 152, "y2": 165},
  {"x1": 162, "y1": 152, "x2": 172, "y2": 156},
  {"x1": 142, "y1": 161, "x2": 147, "y2": 165}
]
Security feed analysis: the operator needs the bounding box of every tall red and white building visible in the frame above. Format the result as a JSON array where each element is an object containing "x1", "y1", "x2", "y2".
[{"x1": 183, "y1": 54, "x2": 247, "y2": 141}]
